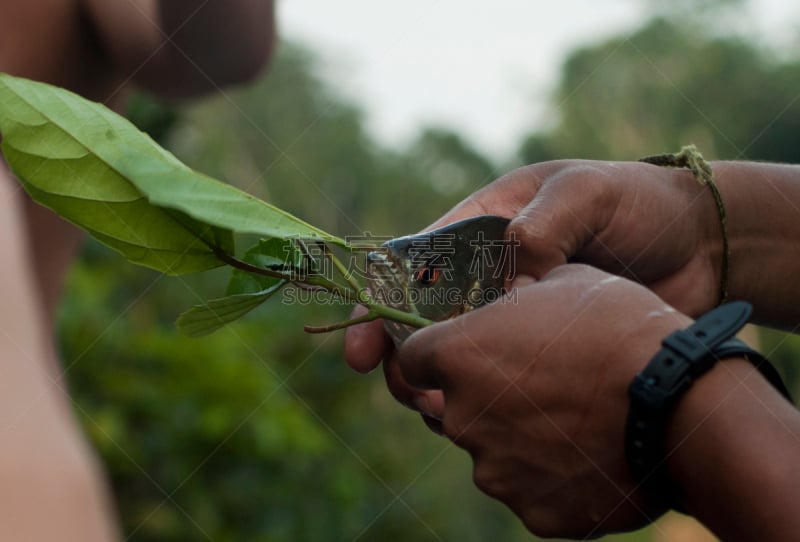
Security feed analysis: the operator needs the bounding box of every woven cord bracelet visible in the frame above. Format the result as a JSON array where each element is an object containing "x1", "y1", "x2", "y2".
[{"x1": 639, "y1": 145, "x2": 729, "y2": 305}]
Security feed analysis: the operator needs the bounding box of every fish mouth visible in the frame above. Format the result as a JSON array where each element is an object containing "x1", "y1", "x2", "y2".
[
  {"x1": 365, "y1": 248, "x2": 418, "y2": 346},
  {"x1": 365, "y1": 249, "x2": 411, "y2": 311}
]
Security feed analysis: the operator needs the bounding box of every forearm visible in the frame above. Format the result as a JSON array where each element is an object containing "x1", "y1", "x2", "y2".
[
  {"x1": 84, "y1": 0, "x2": 275, "y2": 99},
  {"x1": 665, "y1": 358, "x2": 800, "y2": 539},
  {"x1": 710, "y1": 162, "x2": 800, "y2": 328},
  {"x1": 0, "y1": 173, "x2": 118, "y2": 541}
]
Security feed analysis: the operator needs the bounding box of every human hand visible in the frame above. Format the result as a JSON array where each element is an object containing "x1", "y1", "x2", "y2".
[
  {"x1": 439, "y1": 160, "x2": 721, "y2": 312},
  {"x1": 395, "y1": 264, "x2": 692, "y2": 537},
  {"x1": 84, "y1": 0, "x2": 275, "y2": 98},
  {"x1": 345, "y1": 160, "x2": 718, "y2": 409}
]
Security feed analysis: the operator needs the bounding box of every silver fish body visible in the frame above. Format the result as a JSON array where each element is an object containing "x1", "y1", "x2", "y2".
[{"x1": 366, "y1": 215, "x2": 511, "y2": 345}]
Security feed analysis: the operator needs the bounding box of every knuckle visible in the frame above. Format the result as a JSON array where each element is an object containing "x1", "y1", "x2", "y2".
[
  {"x1": 382, "y1": 357, "x2": 417, "y2": 409},
  {"x1": 519, "y1": 509, "x2": 565, "y2": 539},
  {"x1": 471, "y1": 460, "x2": 504, "y2": 498},
  {"x1": 472, "y1": 453, "x2": 515, "y2": 502},
  {"x1": 527, "y1": 522, "x2": 560, "y2": 539},
  {"x1": 470, "y1": 463, "x2": 575, "y2": 539},
  {"x1": 402, "y1": 326, "x2": 462, "y2": 384},
  {"x1": 440, "y1": 412, "x2": 465, "y2": 442}
]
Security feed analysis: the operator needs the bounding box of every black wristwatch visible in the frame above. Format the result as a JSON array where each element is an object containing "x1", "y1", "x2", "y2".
[{"x1": 625, "y1": 301, "x2": 792, "y2": 507}]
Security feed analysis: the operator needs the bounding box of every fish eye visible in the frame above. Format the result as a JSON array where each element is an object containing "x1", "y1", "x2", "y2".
[{"x1": 413, "y1": 265, "x2": 441, "y2": 286}]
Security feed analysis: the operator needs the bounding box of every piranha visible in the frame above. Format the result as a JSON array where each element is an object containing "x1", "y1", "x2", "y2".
[{"x1": 366, "y1": 215, "x2": 512, "y2": 345}]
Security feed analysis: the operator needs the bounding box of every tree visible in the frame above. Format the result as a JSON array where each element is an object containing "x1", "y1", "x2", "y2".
[{"x1": 519, "y1": 17, "x2": 800, "y2": 163}]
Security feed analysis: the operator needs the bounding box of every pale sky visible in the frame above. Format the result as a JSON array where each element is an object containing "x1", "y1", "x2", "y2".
[{"x1": 279, "y1": 1, "x2": 799, "y2": 160}]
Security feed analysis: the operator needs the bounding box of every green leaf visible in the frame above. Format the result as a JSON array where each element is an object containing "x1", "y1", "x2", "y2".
[
  {"x1": 0, "y1": 73, "x2": 347, "y2": 275},
  {"x1": 179, "y1": 238, "x2": 302, "y2": 337},
  {"x1": 176, "y1": 290, "x2": 282, "y2": 338},
  {"x1": 0, "y1": 75, "x2": 234, "y2": 274},
  {"x1": 227, "y1": 238, "x2": 302, "y2": 296},
  {"x1": 17, "y1": 175, "x2": 223, "y2": 274}
]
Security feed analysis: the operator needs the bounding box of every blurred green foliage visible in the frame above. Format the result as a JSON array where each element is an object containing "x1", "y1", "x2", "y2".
[
  {"x1": 61, "y1": 7, "x2": 800, "y2": 542},
  {"x1": 520, "y1": 17, "x2": 800, "y2": 164}
]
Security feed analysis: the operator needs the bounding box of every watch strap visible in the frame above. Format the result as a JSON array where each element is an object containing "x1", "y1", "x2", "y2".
[{"x1": 625, "y1": 301, "x2": 792, "y2": 507}]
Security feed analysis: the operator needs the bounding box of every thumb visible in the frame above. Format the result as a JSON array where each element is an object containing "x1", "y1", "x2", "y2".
[
  {"x1": 506, "y1": 168, "x2": 617, "y2": 281},
  {"x1": 396, "y1": 320, "x2": 456, "y2": 391}
]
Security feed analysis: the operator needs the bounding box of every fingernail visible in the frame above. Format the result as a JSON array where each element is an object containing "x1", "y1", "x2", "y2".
[
  {"x1": 414, "y1": 395, "x2": 433, "y2": 416},
  {"x1": 414, "y1": 395, "x2": 444, "y2": 420}
]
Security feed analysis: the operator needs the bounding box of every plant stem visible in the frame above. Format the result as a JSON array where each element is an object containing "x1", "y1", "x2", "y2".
[
  {"x1": 305, "y1": 302, "x2": 433, "y2": 333},
  {"x1": 326, "y1": 245, "x2": 364, "y2": 296},
  {"x1": 325, "y1": 245, "x2": 434, "y2": 327},
  {"x1": 302, "y1": 275, "x2": 355, "y2": 299},
  {"x1": 304, "y1": 311, "x2": 379, "y2": 333},
  {"x1": 361, "y1": 302, "x2": 434, "y2": 328},
  {"x1": 215, "y1": 246, "x2": 434, "y2": 331},
  {"x1": 213, "y1": 248, "x2": 294, "y2": 281}
]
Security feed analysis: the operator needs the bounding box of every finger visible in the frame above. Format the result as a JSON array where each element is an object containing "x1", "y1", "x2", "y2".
[
  {"x1": 344, "y1": 305, "x2": 393, "y2": 374},
  {"x1": 425, "y1": 199, "x2": 499, "y2": 231},
  {"x1": 506, "y1": 165, "x2": 618, "y2": 281},
  {"x1": 396, "y1": 320, "x2": 455, "y2": 390},
  {"x1": 509, "y1": 274, "x2": 536, "y2": 289},
  {"x1": 382, "y1": 354, "x2": 417, "y2": 408},
  {"x1": 420, "y1": 413, "x2": 445, "y2": 437},
  {"x1": 422, "y1": 165, "x2": 554, "y2": 231},
  {"x1": 537, "y1": 262, "x2": 619, "y2": 284},
  {"x1": 428, "y1": 163, "x2": 566, "y2": 232},
  {"x1": 383, "y1": 355, "x2": 446, "y2": 418}
]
